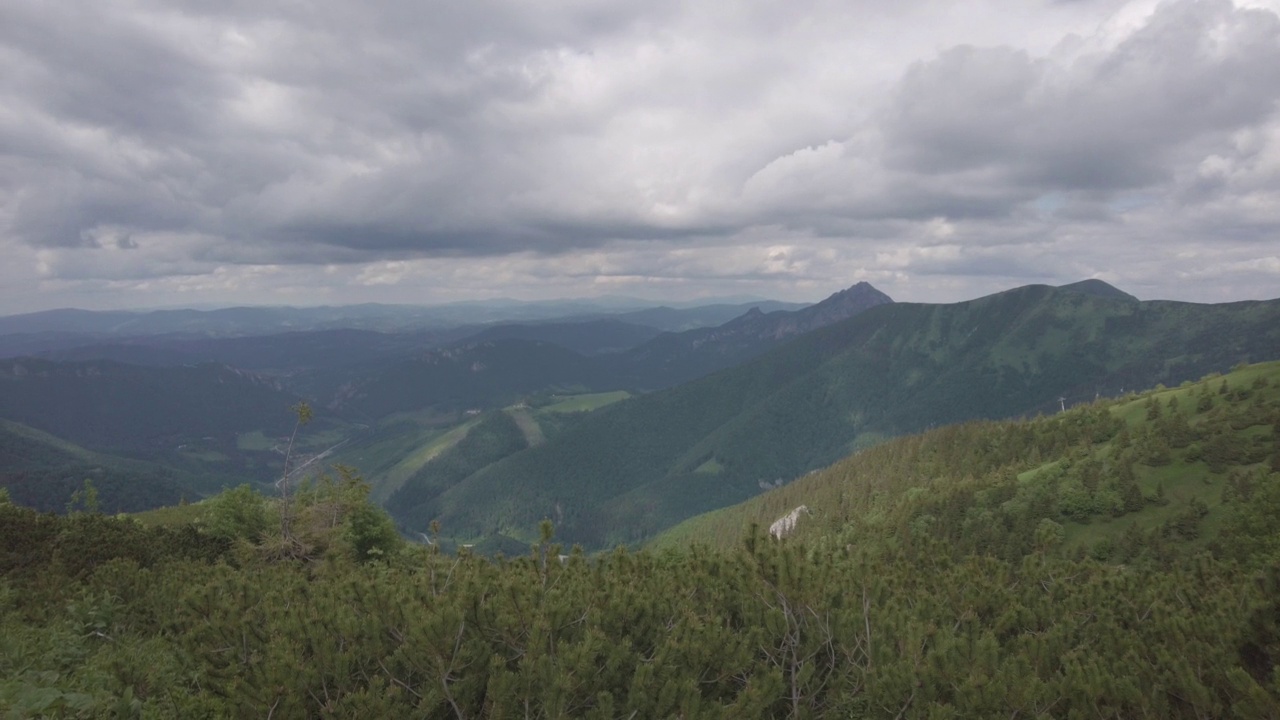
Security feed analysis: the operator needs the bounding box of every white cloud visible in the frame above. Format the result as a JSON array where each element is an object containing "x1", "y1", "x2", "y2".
[{"x1": 1, "y1": 0, "x2": 1278, "y2": 313}]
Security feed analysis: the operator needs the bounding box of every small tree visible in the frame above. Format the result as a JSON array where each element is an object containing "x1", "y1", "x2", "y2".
[
  {"x1": 278, "y1": 401, "x2": 313, "y2": 544},
  {"x1": 205, "y1": 484, "x2": 270, "y2": 541},
  {"x1": 66, "y1": 478, "x2": 100, "y2": 515}
]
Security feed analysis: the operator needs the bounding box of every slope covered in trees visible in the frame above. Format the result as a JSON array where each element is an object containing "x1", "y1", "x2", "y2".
[
  {"x1": 0, "y1": 358, "x2": 362, "y2": 511},
  {"x1": 655, "y1": 361, "x2": 1280, "y2": 565},
  {"x1": 0, "y1": 358, "x2": 307, "y2": 455},
  {"x1": 0, "y1": 420, "x2": 193, "y2": 513},
  {"x1": 4, "y1": 384, "x2": 1280, "y2": 719},
  {"x1": 401, "y1": 283, "x2": 1280, "y2": 549},
  {"x1": 328, "y1": 283, "x2": 886, "y2": 419}
]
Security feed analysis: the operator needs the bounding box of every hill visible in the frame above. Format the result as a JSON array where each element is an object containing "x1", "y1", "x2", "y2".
[
  {"x1": 620, "y1": 281, "x2": 892, "y2": 387},
  {"x1": 610, "y1": 299, "x2": 808, "y2": 331},
  {"x1": 0, "y1": 357, "x2": 358, "y2": 503},
  {"x1": 329, "y1": 339, "x2": 617, "y2": 420},
  {"x1": 654, "y1": 360, "x2": 1280, "y2": 562},
  {"x1": 3, "y1": 371, "x2": 1279, "y2": 717},
  {"x1": 462, "y1": 319, "x2": 662, "y2": 355},
  {"x1": 403, "y1": 282, "x2": 1280, "y2": 549},
  {"x1": 0, "y1": 419, "x2": 194, "y2": 512},
  {"x1": 323, "y1": 283, "x2": 885, "y2": 418},
  {"x1": 0, "y1": 358, "x2": 307, "y2": 454}
]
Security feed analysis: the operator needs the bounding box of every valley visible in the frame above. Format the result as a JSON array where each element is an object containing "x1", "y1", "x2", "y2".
[
  {"x1": 3, "y1": 280, "x2": 1280, "y2": 717},
  {"x1": 3, "y1": 279, "x2": 1279, "y2": 553}
]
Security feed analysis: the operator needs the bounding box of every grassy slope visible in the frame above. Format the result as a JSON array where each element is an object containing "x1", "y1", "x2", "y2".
[
  {"x1": 424, "y1": 286, "x2": 1280, "y2": 549},
  {"x1": 537, "y1": 391, "x2": 632, "y2": 413},
  {"x1": 504, "y1": 407, "x2": 545, "y2": 447},
  {"x1": 652, "y1": 361, "x2": 1280, "y2": 556},
  {"x1": 376, "y1": 393, "x2": 634, "y2": 546},
  {"x1": 332, "y1": 416, "x2": 481, "y2": 504},
  {"x1": 333, "y1": 391, "x2": 633, "y2": 506}
]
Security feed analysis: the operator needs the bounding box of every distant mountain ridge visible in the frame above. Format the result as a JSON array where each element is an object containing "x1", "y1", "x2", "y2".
[
  {"x1": 0, "y1": 418, "x2": 192, "y2": 513},
  {"x1": 325, "y1": 282, "x2": 892, "y2": 416},
  {"x1": 0, "y1": 357, "x2": 305, "y2": 455},
  {"x1": 619, "y1": 281, "x2": 893, "y2": 387},
  {"x1": 1057, "y1": 278, "x2": 1139, "y2": 301},
  {"x1": 404, "y1": 281, "x2": 1280, "y2": 549},
  {"x1": 0, "y1": 298, "x2": 810, "y2": 344}
]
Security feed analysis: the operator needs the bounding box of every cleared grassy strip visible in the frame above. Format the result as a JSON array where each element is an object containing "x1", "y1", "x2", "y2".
[
  {"x1": 537, "y1": 391, "x2": 631, "y2": 414},
  {"x1": 362, "y1": 419, "x2": 481, "y2": 503},
  {"x1": 131, "y1": 501, "x2": 212, "y2": 528},
  {"x1": 694, "y1": 457, "x2": 723, "y2": 475},
  {"x1": 504, "y1": 407, "x2": 545, "y2": 447},
  {"x1": 235, "y1": 430, "x2": 275, "y2": 451},
  {"x1": 0, "y1": 418, "x2": 99, "y2": 460}
]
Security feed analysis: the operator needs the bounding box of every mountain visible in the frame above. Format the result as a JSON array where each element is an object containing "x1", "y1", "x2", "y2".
[
  {"x1": 460, "y1": 319, "x2": 664, "y2": 355},
  {"x1": 0, "y1": 298, "x2": 805, "y2": 349},
  {"x1": 609, "y1": 300, "x2": 808, "y2": 332},
  {"x1": 27, "y1": 329, "x2": 432, "y2": 371},
  {"x1": 399, "y1": 282, "x2": 1280, "y2": 549},
  {"x1": 0, "y1": 358, "x2": 309, "y2": 455},
  {"x1": 1058, "y1": 278, "x2": 1139, "y2": 301},
  {"x1": 0, "y1": 419, "x2": 193, "y2": 513},
  {"x1": 620, "y1": 281, "x2": 892, "y2": 387},
  {"x1": 4, "y1": 367, "x2": 1277, "y2": 717},
  {"x1": 329, "y1": 339, "x2": 616, "y2": 420},
  {"x1": 322, "y1": 283, "x2": 887, "y2": 419},
  {"x1": 654, "y1": 360, "x2": 1280, "y2": 563}
]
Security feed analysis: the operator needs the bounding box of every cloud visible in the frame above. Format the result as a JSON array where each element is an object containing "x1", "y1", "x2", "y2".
[
  {"x1": 1, "y1": 0, "x2": 1279, "y2": 313},
  {"x1": 885, "y1": 1, "x2": 1280, "y2": 192}
]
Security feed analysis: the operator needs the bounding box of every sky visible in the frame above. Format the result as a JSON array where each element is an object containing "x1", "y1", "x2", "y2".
[{"x1": 1, "y1": 0, "x2": 1279, "y2": 314}]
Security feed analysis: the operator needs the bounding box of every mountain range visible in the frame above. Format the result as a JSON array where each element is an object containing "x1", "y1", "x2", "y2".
[
  {"x1": 2, "y1": 279, "x2": 1278, "y2": 553},
  {"x1": 394, "y1": 281, "x2": 1280, "y2": 550}
]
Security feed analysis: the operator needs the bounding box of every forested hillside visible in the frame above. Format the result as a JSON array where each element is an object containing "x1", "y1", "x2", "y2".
[
  {"x1": 0, "y1": 358, "x2": 304, "y2": 454},
  {"x1": 3, "y1": 362, "x2": 1280, "y2": 716},
  {"x1": 620, "y1": 281, "x2": 892, "y2": 388},
  {"x1": 0, "y1": 420, "x2": 191, "y2": 513},
  {"x1": 402, "y1": 283, "x2": 1280, "y2": 550},
  {"x1": 0, "y1": 358, "x2": 356, "y2": 509},
  {"x1": 656, "y1": 361, "x2": 1280, "y2": 563}
]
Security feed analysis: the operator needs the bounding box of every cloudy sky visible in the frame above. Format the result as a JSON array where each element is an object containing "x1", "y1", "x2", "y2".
[{"x1": 2, "y1": 0, "x2": 1279, "y2": 314}]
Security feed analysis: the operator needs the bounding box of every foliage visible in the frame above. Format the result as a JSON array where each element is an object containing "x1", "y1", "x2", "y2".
[
  {"x1": 3, "y1": 511, "x2": 1279, "y2": 716},
  {"x1": 4, "y1": 366, "x2": 1280, "y2": 716},
  {"x1": 0, "y1": 419, "x2": 192, "y2": 514},
  {"x1": 655, "y1": 361, "x2": 1280, "y2": 573},
  {"x1": 386, "y1": 410, "x2": 530, "y2": 535},
  {"x1": 202, "y1": 483, "x2": 271, "y2": 541},
  {"x1": 425, "y1": 287, "x2": 1280, "y2": 550}
]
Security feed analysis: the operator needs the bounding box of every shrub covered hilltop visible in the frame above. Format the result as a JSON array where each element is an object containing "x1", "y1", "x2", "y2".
[{"x1": 4, "y1": 362, "x2": 1280, "y2": 718}]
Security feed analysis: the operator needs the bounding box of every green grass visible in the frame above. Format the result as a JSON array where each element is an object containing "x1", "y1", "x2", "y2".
[
  {"x1": 131, "y1": 501, "x2": 213, "y2": 528},
  {"x1": 1059, "y1": 457, "x2": 1228, "y2": 553},
  {"x1": 504, "y1": 407, "x2": 545, "y2": 447},
  {"x1": 650, "y1": 360, "x2": 1280, "y2": 559},
  {"x1": 536, "y1": 391, "x2": 631, "y2": 414},
  {"x1": 337, "y1": 419, "x2": 481, "y2": 503},
  {"x1": 0, "y1": 419, "x2": 99, "y2": 460},
  {"x1": 296, "y1": 426, "x2": 350, "y2": 450},
  {"x1": 694, "y1": 458, "x2": 724, "y2": 475},
  {"x1": 178, "y1": 449, "x2": 230, "y2": 463},
  {"x1": 235, "y1": 430, "x2": 276, "y2": 452}
]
